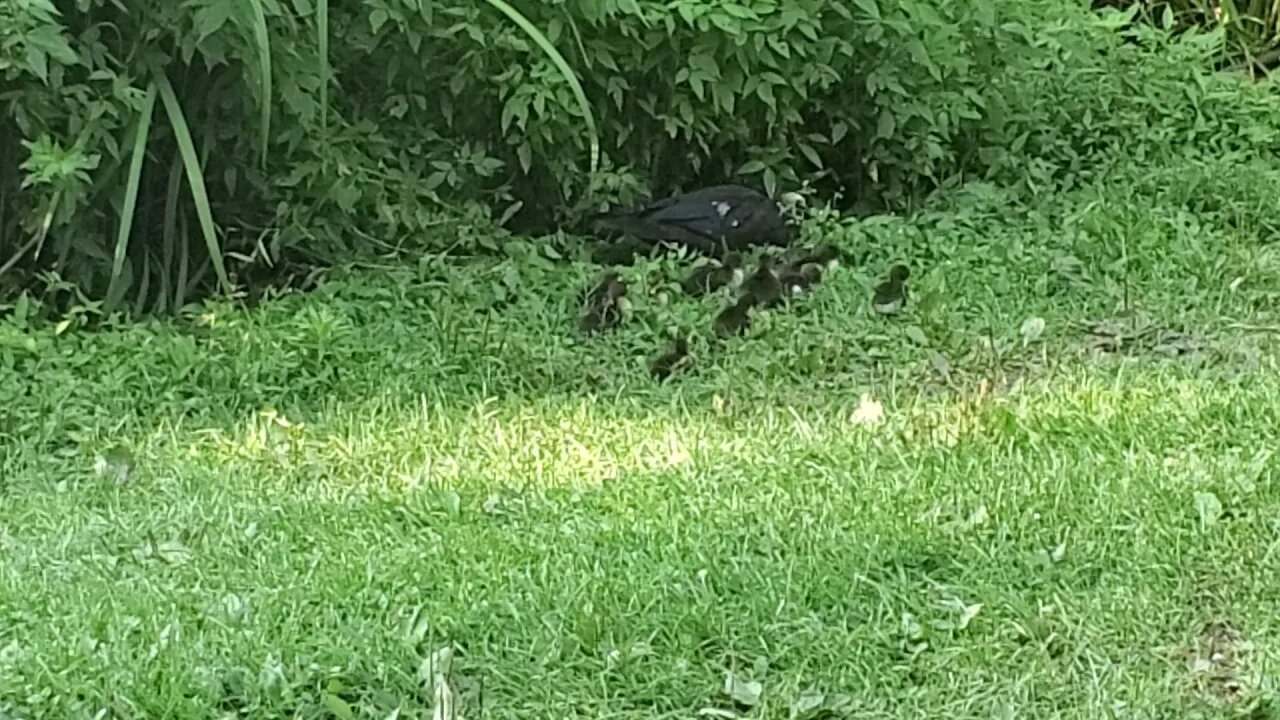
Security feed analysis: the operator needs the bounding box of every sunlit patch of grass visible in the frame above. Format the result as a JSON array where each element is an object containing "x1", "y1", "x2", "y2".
[{"x1": 4, "y1": 353, "x2": 1280, "y2": 717}]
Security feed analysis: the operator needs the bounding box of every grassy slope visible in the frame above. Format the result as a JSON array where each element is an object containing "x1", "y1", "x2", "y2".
[{"x1": 2, "y1": 156, "x2": 1280, "y2": 718}]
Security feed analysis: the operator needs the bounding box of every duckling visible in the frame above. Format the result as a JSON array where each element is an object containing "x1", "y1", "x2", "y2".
[
  {"x1": 713, "y1": 296, "x2": 755, "y2": 338},
  {"x1": 782, "y1": 243, "x2": 844, "y2": 271},
  {"x1": 872, "y1": 264, "x2": 910, "y2": 316},
  {"x1": 591, "y1": 237, "x2": 651, "y2": 266},
  {"x1": 739, "y1": 255, "x2": 784, "y2": 308},
  {"x1": 779, "y1": 262, "x2": 825, "y2": 295},
  {"x1": 578, "y1": 271, "x2": 630, "y2": 334},
  {"x1": 649, "y1": 337, "x2": 691, "y2": 382},
  {"x1": 681, "y1": 252, "x2": 744, "y2": 297}
]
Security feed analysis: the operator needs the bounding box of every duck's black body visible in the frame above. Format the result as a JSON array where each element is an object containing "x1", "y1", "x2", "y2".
[{"x1": 591, "y1": 184, "x2": 795, "y2": 257}]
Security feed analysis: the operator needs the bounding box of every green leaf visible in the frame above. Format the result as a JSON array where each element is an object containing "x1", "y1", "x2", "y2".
[
  {"x1": 831, "y1": 121, "x2": 849, "y2": 144},
  {"x1": 929, "y1": 350, "x2": 951, "y2": 380},
  {"x1": 156, "y1": 539, "x2": 194, "y2": 565},
  {"x1": 25, "y1": 26, "x2": 79, "y2": 66},
  {"x1": 877, "y1": 109, "x2": 896, "y2": 139},
  {"x1": 797, "y1": 142, "x2": 823, "y2": 168},
  {"x1": 853, "y1": 0, "x2": 881, "y2": 19},
  {"x1": 194, "y1": 2, "x2": 234, "y2": 41},
  {"x1": 320, "y1": 693, "x2": 357, "y2": 720},
  {"x1": 760, "y1": 71, "x2": 787, "y2": 86},
  {"x1": 756, "y1": 81, "x2": 776, "y2": 108},
  {"x1": 317, "y1": 0, "x2": 329, "y2": 138},
  {"x1": 24, "y1": 47, "x2": 48, "y2": 82},
  {"x1": 516, "y1": 142, "x2": 532, "y2": 173}
]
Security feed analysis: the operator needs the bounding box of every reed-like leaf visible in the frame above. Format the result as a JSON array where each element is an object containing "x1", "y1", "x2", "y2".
[
  {"x1": 147, "y1": 55, "x2": 232, "y2": 295},
  {"x1": 103, "y1": 82, "x2": 158, "y2": 314},
  {"x1": 318, "y1": 0, "x2": 329, "y2": 138},
  {"x1": 241, "y1": 0, "x2": 273, "y2": 168},
  {"x1": 157, "y1": 150, "x2": 185, "y2": 315},
  {"x1": 134, "y1": 252, "x2": 151, "y2": 315},
  {"x1": 176, "y1": 212, "x2": 191, "y2": 311}
]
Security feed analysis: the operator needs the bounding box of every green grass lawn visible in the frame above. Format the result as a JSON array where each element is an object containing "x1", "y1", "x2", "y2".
[{"x1": 3, "y1": 158, "x2": 1280, "y2": 717}]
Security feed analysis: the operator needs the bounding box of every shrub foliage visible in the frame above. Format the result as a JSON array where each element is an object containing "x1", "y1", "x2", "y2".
[{"x1": 1, "y1": 0, "x2": 1278, "y2": 315}]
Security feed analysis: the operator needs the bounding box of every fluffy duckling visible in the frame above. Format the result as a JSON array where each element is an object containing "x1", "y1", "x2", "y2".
[
  {"x1": 713, "y1": 296, "x2": 755, "y2": 338},
  {"x1": 872, "y1": 264, "x2": 910, "y2": 316},
  {"x1": 781, "y1": 243, "x2": 844, "y2": 271},
  {"x1": 739, "y1": 255, "x2": 784, "y2": 308},
  {"x1": 649, "y1": 337, "x2": 691, "y2": 381},
  {"x1": 591, "y1": 237, "x2": 651, "y2": 266},
  {"x1": 779, "y1": 262, "x2": 825, "y2": 295},
  {"x1": 681, "y1": 252, "x2": 744, "y2": 297},
  {"x1": 578, "y1": 271, "x2": 630, "y2": 334}
]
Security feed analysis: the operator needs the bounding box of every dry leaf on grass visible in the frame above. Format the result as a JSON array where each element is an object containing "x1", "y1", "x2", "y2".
[
  {"x1": 421, "y1": 645, "x2": 461, "y2": 720},
  {"x1": 723, "y1": 670, "x2": 763, "y2": 708},
  {"x1": 850, "y1": 393, "x2": 884, "y2": 425}
]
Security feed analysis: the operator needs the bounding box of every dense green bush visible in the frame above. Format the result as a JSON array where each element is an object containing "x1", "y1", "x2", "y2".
[
  {"x1": 1093, "y1": 0, "x2": 1279, "y2": 70},
  {"x1": 3, "y1": 0, "x2": 1279, "y2": 317},
  {"x1": 340, "y1": 0, "x2": 1019, "y2": 218},
  {"x1": 2, "y1": 0, "x2": 308, "y2": 315},
  {"x1": 976, "y1": 10, "x2": 1280, "y2": 194}
]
